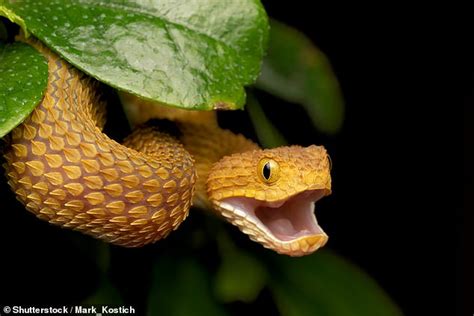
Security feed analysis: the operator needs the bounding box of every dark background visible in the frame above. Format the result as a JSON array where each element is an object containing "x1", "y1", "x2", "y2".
[
  {"x1": 0, "y1": 2, "x2": 464, "y2": 316},
  {"x1": 259, "y1": 3, "x2": 460, "y2": 316},
  {"x1": 253, "y1": 2, "x2": 461, "y2": 315}
]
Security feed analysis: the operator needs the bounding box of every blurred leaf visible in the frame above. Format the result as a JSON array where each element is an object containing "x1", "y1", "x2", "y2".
[
  {"x1": 74, "y1": 238, "x2": 122, "y2": 305},
  {"x1": 0, "y1": 20, "x2": 7, "y2": 41},
  {"x1": 214, "y1": 230, "x2": 267, "y2": 303},
  {"x1": 257, "y1": 20, "x2": 344, "y2": 134},
  {"x1": 246, "y1": 92, "x2": 287, "y2": 148},
  {"x1": 267, "y1": 250, "x2": 402, "y2": 316},
  {"x1": 0, "y1": 41, "x2": 48, "y2": 137},
  {"x1": 95, "y1": 243, "x2": 111, "y2": 275},
  {"x1": 148, "y1": 255, "x2": 226, "y2": 316},
  {"x1": 83, "y1": 277, "x2": 124, "y2": 305},
  {"x1": 1, "y1": 0, "x2": 269, "y2": 110}
]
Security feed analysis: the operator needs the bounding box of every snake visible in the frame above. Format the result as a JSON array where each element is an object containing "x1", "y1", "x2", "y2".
[{"x1": 2, "y1": 36, "x2": 332, "y2": 257}]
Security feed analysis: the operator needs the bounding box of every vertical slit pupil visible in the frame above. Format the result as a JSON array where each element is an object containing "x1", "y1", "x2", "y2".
[{"x1": 263, "y1": 162, "x2": 271, "y2": 180}]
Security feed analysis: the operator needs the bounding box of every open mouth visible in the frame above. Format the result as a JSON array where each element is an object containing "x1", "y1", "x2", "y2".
[{"x1": 216, "y1": 189, "x2": 328, "y2": 255}]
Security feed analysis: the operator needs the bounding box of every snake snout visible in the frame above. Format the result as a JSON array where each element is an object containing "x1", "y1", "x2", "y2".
[
  {"x1": 214, "y1": 189, "x2": 329, "y2": 256},
  {"x1": 207, "y1": 144, "x2": 332, "y2": 256}
]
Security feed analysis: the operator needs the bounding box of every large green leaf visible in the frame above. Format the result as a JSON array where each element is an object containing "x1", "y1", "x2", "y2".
[
  {"x1": 0, "y1": 41, "x2": 48, "y2": 137},
  {"x1": 257, "y1": 20, "x2": 344, "y2": 134},
  {"x1": 1, "y1": 0, "x2": 268, "y2": 110},
  {"x1": 267, "y1": 250, "x2": 403, "y2": 316}
]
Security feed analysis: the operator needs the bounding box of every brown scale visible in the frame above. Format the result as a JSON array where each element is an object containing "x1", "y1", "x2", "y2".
[{"x1": 3, "y1": 38, "x2": 196, "y2": 247}]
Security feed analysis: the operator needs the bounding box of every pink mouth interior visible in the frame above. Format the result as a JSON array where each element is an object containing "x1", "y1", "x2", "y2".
[{"x1": 219, "y1": 190, "x2": 326, "y2": 242}]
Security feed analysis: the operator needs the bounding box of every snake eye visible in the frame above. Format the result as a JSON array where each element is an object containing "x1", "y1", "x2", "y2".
[{"x1": 258, "y1": 158, "x2": 280, "y2": 184}]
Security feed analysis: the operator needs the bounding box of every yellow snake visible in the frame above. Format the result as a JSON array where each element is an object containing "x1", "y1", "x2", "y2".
[{"x1": 3, "y1": 37, "x2": 332, "y2": 257}]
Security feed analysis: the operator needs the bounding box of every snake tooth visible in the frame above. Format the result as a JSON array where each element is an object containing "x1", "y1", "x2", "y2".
[{"x1": 3, "y1": 38, "x2": 196, "y2": 247}]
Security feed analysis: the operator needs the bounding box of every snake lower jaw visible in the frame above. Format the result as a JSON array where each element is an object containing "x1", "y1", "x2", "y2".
[{"x1": 214, "y1": 189, "x2": 329, "y2": 257}]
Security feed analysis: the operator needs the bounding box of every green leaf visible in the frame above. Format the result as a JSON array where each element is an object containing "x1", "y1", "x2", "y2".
[
  {"x1": 267, "y1": 250, "x2": 403, "y2": 316},
  {"x1": 0, "y1": 41, "x2": 48, "y2": 137},
  {"x1": 148, "y1": 255, "x2": 226, "y2": 316},
  {"x1": 1, "y1": 0, "x2": 269, "y2": 110},
  {"x1": 214, "y1": 230, "x2": 267, "y2": 303},
  {"x1": 246, "y1": 92, "x2": 286, "y2": 148},
  {"x1": 257, "y1": 20, "x2": 344, "y2": 134}
]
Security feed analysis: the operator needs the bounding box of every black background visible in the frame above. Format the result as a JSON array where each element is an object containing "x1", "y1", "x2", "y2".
[
  {"x1": 0, "y1": 2, "x2": 465, "y2": 316},
  {"x1": 256, "y1": 2, "x2": 463, "y2": 315}
]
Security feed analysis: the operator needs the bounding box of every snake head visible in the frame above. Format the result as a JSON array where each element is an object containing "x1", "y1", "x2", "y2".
[{"x1": 207, "y1": 145, "x2": 331, "y2": 256}]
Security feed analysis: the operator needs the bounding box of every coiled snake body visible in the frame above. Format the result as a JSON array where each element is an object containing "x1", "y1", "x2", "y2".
[{"x1": 3, "y1": 38, "x2": 331, "y2": 256}]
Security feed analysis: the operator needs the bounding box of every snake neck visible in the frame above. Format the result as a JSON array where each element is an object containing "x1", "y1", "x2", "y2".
[
  {"x1": 118, "y1": 92, "x2": 260, "y2": 209},
  {"x1": 119, "y1": 92, "x2": 218, "y2": 129},
  {"x1": 178, "y1": 123, "x2": 260, "y2": 210}
]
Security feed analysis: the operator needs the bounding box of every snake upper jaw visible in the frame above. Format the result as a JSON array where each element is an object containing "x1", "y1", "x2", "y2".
[{"x1": 215, "y1": 189, "x2": 329, "y2": 257}]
